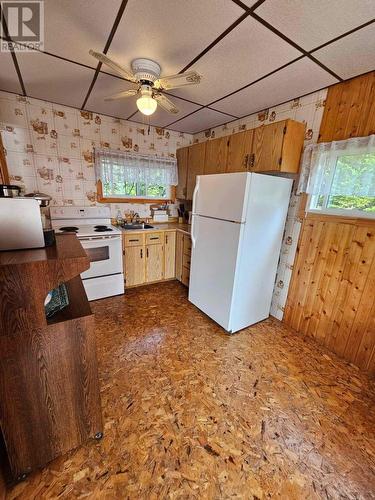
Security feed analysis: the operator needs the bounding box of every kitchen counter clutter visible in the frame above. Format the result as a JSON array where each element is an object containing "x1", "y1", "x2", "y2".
[
  {"x1": 0, "y1": 234, "x2": 103, "y2": 481},
  {"x1": 119, "y1": 222, "x2": 191, "y2": 235},
  {"x1": 120, "y1": 223, "x2": 191, "y2": 288}
]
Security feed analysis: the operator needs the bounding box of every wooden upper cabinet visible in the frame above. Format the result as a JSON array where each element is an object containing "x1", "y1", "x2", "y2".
[
  {"x1": 186, "y1": 142, "x2": 206, "y2": 200},
  {"x1": 176, "y1": 146, "x2": 189, "y2": 199},
  {"x1": 251, "y1": 119, "x2": 305, "y2": 173},
  {"x1": 226, "y1": 129, "x2": 254, "y2": 173},
  {"x1": 204, "y1": 137, "x2": 228, "y2": 175}
]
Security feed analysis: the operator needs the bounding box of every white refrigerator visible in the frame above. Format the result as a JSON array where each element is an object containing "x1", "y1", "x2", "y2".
[{"x1": 188, "y1": 172, "x2": 292, "y2": 333}]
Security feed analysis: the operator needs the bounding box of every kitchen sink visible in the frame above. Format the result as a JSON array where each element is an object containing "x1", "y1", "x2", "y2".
[{"x1": 122, "y1": 223, "x2": 154, "y2": 230}]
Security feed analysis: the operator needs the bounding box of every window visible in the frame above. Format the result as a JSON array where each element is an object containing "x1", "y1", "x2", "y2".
[
  {"x1": 95, "y1": 148, "x2": 178, "y2": 202},
  {"x1": 300, "y1": 135, "x2": 375, "y2": 218}
]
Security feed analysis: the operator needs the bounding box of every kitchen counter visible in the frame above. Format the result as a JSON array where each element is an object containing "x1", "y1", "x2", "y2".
[{"x1": 118, "y1": 222, "x2": 191, "y2": 235}]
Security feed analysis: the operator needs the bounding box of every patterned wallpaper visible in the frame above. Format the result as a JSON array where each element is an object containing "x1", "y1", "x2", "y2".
[
  {"x1": 0, "y1": 88, "x2": 326, "y2": 320},
  {"x1": 193, "y1": 89, "x2": 328, "y2": 320},
  {"x1": 0, "y1": 91, "x2": 193, "y2": 218}
]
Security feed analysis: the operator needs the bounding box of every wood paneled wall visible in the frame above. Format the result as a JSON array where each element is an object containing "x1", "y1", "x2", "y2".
[
  {"x1": 284, "y1": 215, "x2": 375, "y2": 374},
  {"x1": 284, "y1": 72, "x2": 375, "y2": 375},
  {"x1": 319, "y1": 71, "x2": 375, "y2": 142}
]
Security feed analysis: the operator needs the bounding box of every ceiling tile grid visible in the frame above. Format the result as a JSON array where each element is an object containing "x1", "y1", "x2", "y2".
[
  {"x1": 168, "y1": 107, "x2": 234, "y2": 134},
  {"x1": 15, "y1": 52, "x2": 96, "y2": 108},
  {"x1": 313, "y1": 23, "x2": 375, "y2": 80},
  {"x1": 169, "y1": 15, "x2": 301, "y2": 105},
  {"x1": 211, "y1": 58, "x2": 338, "y2": 118},
  {"x1": 254, "y1": 0, "x2": 375, "y2": 51},
  {"x1": 0, "y1": 52, "x2": 23, "y2": 94},
  {"x1": 0, "y1": 0, "x2": 374, "y2": 133},
  {"x1": 107, "y1": 0, "x2": 244, "y2": 77}
]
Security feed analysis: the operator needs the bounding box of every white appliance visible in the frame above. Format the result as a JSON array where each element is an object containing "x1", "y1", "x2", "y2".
[
  {"x1": 51, "y1": 206, "x2": 124, "y2": 301},
  {"x1": 0, "y1": 198, "x2": 45, "y2": 250},
  {"x1": 189, "y1": 172, "x2": 292, "y2": 333}
]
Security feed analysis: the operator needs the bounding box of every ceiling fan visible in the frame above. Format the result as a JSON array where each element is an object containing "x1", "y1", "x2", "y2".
[{"x1": 89, "y1": 50, "x2": 202, "y2": 117}]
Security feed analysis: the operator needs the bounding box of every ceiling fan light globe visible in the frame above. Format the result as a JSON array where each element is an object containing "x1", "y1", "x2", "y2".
[{"x1": 136, "y1": 96, "x2": 157, "y2": 116}]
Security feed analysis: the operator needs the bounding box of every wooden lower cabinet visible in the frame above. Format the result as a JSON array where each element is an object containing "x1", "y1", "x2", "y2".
[
  {"x1": 175, "y1": 232, "x2": 192, "y2": 287},
  {"x1": 124, "y1": 245, "x2": 145, "y2": 286},
  {"x1": 124, "y1": 230, "x2": 181, "y2": 287},
  {"x1": 146, "y1": 244, "x2": 164, "y2": 282},
  {"x1": 164, "y1": 231, "x2": 176, "y2": 279}
]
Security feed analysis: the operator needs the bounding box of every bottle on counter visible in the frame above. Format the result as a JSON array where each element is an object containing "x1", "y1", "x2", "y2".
[{"x1": 116, "y1": 209, "x2": 123, "y2": 226}]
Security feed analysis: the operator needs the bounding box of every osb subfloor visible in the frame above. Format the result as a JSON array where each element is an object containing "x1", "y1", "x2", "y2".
[{"x1": 6, "y1": 281, "x2": 375, "y2": 499}]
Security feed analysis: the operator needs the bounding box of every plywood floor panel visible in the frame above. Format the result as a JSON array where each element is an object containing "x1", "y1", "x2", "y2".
[{"x1": 5, "y1": 282, "x2": 375, "y2": 499}]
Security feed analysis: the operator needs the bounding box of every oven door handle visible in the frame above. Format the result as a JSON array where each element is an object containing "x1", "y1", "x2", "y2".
[{"x1": 79, "y1": 235, "x2": 121, "y2": 241}]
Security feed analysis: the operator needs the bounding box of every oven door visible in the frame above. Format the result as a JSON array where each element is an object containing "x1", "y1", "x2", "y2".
[{"x1": 79, "y1": 235, "x2": 122, "y2": 280}]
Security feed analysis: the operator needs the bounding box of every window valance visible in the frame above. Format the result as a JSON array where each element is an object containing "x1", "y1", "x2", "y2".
[
  {"x1": 94, "y1": 148, "x2": 178, "y2": 188},
  {"x1": 297, "y1": 134, "x2": 375, "y2": 196}
]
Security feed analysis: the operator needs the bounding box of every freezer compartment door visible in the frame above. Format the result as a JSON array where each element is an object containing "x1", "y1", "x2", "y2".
[
  {"x1": 189, "y1": 215, "x2": 242, "y2": 331},
  {"x1": 193, "y1": 172, "x2": 250, "y2": 223}
]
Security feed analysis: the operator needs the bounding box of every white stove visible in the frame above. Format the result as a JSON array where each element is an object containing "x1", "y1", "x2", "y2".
[{"x1": 51, "y1": 206, "x2": 124, "y2": 301}]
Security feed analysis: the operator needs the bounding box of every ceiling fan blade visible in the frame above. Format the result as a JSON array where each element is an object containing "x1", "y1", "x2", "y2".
[
  {"x1": 153, "y1": 93, "x2": 179, "y2": 114},
  {"x1": 154, "y1": 70, "x2": 202, "y2": 90},
  {"x1": 89, "y1": 50, "x2": 138, "y2": 82},
  {"x1": 104, "y1": 89, "x2": 139, "y2": 101}
]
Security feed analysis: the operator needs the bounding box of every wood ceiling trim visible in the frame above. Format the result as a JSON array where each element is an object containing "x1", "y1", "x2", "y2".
[
  {"x1": 309, "y1": 18, "x2": 375, "y2": 53},
  {"x1": 81, "y1": 0, "x2": 129, "y2": 109},
  {"x1": 0, "y1": 8, "x2": 26, "y2": 95},
  {"x1": 1, "y1": 0, "x2": 373, "y2": 133},
  {"x1": 249, "y1": 11, "x2": 343, "y2": 81}
]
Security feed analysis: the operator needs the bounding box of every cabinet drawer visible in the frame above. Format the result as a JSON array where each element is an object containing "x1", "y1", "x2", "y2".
[
  {"x1": 124, "y1": 233, "x2": 145, "y2": 247},
  {"x1": 182, "y1": 253, "x2": 191, "y2": 269},
  {"x1": 146, "y1": 232, "x2": 163, "y2": 245},
  {"x1": 183, "y1": 235, "x2": 192, "y2": 255},
  {"x1": 181, "y1": 266, "x2": 190, "y2": 287}
]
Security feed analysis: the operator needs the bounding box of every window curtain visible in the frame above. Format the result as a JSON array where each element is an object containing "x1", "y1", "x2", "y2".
[
  {"x1": 94, "y1": 148, "x2": 178, "y2": 187},
  {"x1": 297, "y1": 134, "x2": 375, "y2": 196}
]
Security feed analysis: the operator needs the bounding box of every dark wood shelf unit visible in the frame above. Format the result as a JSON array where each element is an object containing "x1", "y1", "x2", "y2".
[{"x1": 0, "y1": 234, "x2": 103, "y2": 482}]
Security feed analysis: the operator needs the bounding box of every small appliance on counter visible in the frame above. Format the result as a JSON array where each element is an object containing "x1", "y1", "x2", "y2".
[
  {"x1": 151, "y1": 204, "x2": 169, "y2": 223},
  {"x1": 0, "y1": 198, "x2": 45, "y2": 251},
  {"x1": 25, "y1": 192, "x2": 55, "y2": 246},
  {"x1": 0, "y1": 184, "x2": 21, "y2": 198}
]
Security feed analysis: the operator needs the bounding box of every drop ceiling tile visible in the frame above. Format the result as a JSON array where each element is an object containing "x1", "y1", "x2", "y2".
[
  {"x1": 0, "y1": 52, "x2": 22, "y2": 94},
  {"x1": 43, "y1": 0, "x2": 122, "y2": 67},
  {"x1": 107, "y1": 0, "x2": 243, "y2": 77},
  {"x1": 168, "y1": 108, "x2": 234, "y2": 134},
  {"x1": 170, "y1": 16, "x2": 301, "y2": 105},
  {"x1": 213, "y1": 58, "x2": 338, "y2": 117},
  {"x1": 255, "y1": 0, "x2": 375, "y2": 51},
  {"x1": 130, "y1": 96, "x2": 201, "y2": 128},
  {"x1": 16, "y1": 52, "x2": 95, "y2": 108},
  {"x1": 313, "y1": 24, "x2": 375, "y2": 80},
  {"x1": 85, "y1": 72, "x2": 138, "y2": 119},
  {"x1": 242, "y1": 0, "x2": 262, "y2": 7}
]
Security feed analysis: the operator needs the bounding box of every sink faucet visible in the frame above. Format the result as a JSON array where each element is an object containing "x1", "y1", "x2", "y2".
[{"x1": 132, "y1": 212, "x2": 140, "y2": 223}]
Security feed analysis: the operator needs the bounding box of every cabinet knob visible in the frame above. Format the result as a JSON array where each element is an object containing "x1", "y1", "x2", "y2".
[{"x1": 140, "y1": 248, "x2": 143, "y2": 258}]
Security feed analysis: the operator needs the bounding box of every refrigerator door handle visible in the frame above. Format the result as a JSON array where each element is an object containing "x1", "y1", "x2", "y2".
[{"x1": 191, "y1": 177, "x2": 200, "y2": 249}]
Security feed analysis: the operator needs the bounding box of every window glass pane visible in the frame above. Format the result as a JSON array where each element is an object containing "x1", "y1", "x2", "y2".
[{"x1": 327, "y1": 153, "x2": 375, "y2": 213}]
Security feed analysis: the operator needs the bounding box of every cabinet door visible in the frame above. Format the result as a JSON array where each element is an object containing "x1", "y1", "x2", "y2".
[
  {"x1": 146, "y1": 244, "x2": 164, "y2": 282},
  {"x1": 251, "y1": 121, "x2": 286, "y2": 172},
  {"x1": 125, "y1": 246, "x2": 145, "y2": 286},
  {"x1": 176, "y1": 147, "x2": 189, "y2": 199},
  {"x1": 164, "y1": 231, "x2": 176, "y2": 279},
  {"x1": 204, "y1": 137, "x2": 228, "y2": 175},
  {"x1": 226, "y1": 129, "x2": 254, "y2": 172},
  {"x1": 186, "y1": 142, "x2": 206, "y2": 200},
  {"x1": 175, "y1": 231, "x2": 183, "y2": 281}
]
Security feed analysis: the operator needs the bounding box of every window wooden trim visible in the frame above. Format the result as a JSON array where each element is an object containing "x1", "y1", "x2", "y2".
[
  {"x1": 0, "y1": 133, "x2": 10, "y2": 184},
  {"x1": 96, "y1": 180, "x2": 176, "y2": 204}
]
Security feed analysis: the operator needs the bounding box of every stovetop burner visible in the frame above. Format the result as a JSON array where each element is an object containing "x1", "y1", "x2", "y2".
[
  {"x1": 94, "y1": 227, "x2": 113, "y2": 232},
  {"x1": 59, "y1": 226, "x2": 79, "y2": 232},
  {"x1": 94, "y1": 225, "x2": 108, "y2": 229}
]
